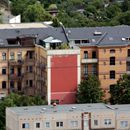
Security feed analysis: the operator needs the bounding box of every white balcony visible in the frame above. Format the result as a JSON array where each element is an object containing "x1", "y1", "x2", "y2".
[
  {"x1": 82, "y1": 58, "x2": 98, "y2": 64},
  {"x1": 127, "y1": 57, "x2": 130, "y2": 62}
]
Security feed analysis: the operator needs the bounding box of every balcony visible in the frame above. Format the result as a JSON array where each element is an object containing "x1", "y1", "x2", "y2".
[
  {"x1": 9, "y1": 60, "x2": 23, "y2": 66},
  {"x1": 82, "y1": 58, "x2": 98, "y2": 64},
  {"x1": 82, "y1": 71, "x2": 98, "y2": 79},
  {"x1": 9, "y1": 74, "x2": 24, "y2": 80}
]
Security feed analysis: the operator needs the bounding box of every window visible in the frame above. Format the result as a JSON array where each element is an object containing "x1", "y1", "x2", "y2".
[
  {"x1": 2, "y1": 81, "x2": 6, "y2": 89},
  {"x1": 10, "y1": 67, "x2": 14, "y2": 74},
  {"x1": 28, "y1": 51, "x2": 33, "y2": 59},
  {"x1": 94, "y1": 120, "x2": 98, "y2": 126},
  {"x1": 92, "y1": 51, "x2": 96, "y2": 58},
  {"x1": 45, "y1": 122, "x2": 50, "y2": 128},
  {"x1": 109, "y1": 84, "x2": 115, "y2": 93},
  {"x1": 84, "y1": 51, "x2": 88, "y2": 59},
  {"x1": 120, "y1": 61, "x2": 122, "y2": 65},
  {"x1": 110, "y1": 57, "x2": 115, "y2": 65},
  {"x1": 104, "y1": 75, "x2": 106, "y2": 79},
  {"x1": 84, "y1": 64, "x2": 88, "y2": 75},
  {"x1": 127, "y1": 62, "x2": 130, "y2": 71},
  {"x1": 104, "y1": 49, "x2": 106, "y2": 53},
  {"x1": 82, "y1": 40, "x2": 89, "y2": 43},
  {"x1": 56, "y1": 122, "x2": 63, "y2": 127},
  {"x1": 2, "y1": 68, "x2": 6, "y2": 75},
  {"x1": 22, "y1": 123, "x2": 29, "y2": 128},
  {"x1": 128, "y1": 49, "x2": 130, "y2": 57},
  {"x1": 18, "y1": 52, "x2": 22, "y2": 60},
  {"x1": 71, "y1": 121, "x2": 78, "y2": 127},
  {"x1": 75, "y1": 40, "x2": 80, "y2": 44},
  {"x1": 10, "y1": 81, "x2": 14, "y2": 89},
  {"x1": 92, "y1": 64, "x2": 97, "y2": 74},
  {"x1": 110, "y1": 49, "x2": 115, "y2": 53},
  {"x1": 29, "y1": 80, "x2": 33, "y2": 87},
  {"x1": 120, "y1": 48, "x2": 122, "y2": 53},
  {"x1": 120, "y1": 121, "x2": 128, "y2": 128},
  {"x1": 2, "y1": 52, "x2": 6, "y2": 60},
  {"x1": 36, "y1": 123, "x2": 40, "y2": 128},
  {"x1": 29, "y1": 66, "x2": 33, "y2": 73},
  {"x1": 110, "y1": 71, "x2": 115, "y2": 79},
  {"x1": 84, "y1": 120, "x2": 89, "y2": 128},
  {"x1": 104, "y1": 119, "x2": 112, "y2": 125},
  {"x1": 10, "y1": 52, "x2": 14, "y2": 60},
  {"x1": 17, "y1": 81, "x2": 22, "y2": 91},
  {"x1": 26, "y1": 80, "x2": 28, "y2": 86},
  {"x1": 104, "y1": 62, "x2": 106, "y2": 65}
]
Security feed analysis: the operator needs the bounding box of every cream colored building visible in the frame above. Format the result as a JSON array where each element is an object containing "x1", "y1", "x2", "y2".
[{"x1": 6, "y1": 103, "x2": 130, "y2": 130}]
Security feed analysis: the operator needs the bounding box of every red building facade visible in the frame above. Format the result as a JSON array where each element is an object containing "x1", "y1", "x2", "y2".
[{"x1": 47, "y1": 49, "x2": 80, "y2": 104}]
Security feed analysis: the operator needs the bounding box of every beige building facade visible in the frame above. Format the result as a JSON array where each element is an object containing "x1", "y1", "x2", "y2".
[
  {"x1": 6, "y1": 103, "x2": 130, "y2": 130},
  {"x1": 80, "y1": 45, "x2": 130, "y2": 99}
]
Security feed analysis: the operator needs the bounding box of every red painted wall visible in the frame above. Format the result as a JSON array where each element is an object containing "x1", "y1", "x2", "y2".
[{"x1": 51, "y1": 54, "x2": 77, "y2": 104}]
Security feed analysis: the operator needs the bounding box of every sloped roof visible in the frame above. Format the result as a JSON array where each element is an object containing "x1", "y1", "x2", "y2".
[
  {"x1": 0, "y1": 27, "x2": 68, "y2": 45},
  {"x1": 66, "y1": 25, "x2": 130, "y2": 46}
]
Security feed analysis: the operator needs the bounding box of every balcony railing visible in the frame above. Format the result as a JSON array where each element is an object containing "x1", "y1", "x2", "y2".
[
  {"x1": 9, "y1": 59, "x2": 23, "y2": 66},
  {"x1": 82, "y1": 58, "x2": 98, "y2": 64},
  {"x1": 9, "y1": 74, "x2": 24, "y2": 80},
  {"x1": 82, "y1": 71, "x2": 98, "y2": 79}
]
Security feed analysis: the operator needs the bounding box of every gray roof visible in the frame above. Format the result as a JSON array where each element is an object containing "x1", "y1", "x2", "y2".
[
  {"x1": 66, "y1": 25, "x2": 130, "y2": 46},
  {"x1": 0, "y1": 27, "x2": 68, "y2": 45},
  {"x1": 8, "y1": 103, "x2": 130, "y2": 116}
]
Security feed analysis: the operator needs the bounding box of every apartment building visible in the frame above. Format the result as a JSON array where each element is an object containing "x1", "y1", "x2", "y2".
[
  {"x1": 6, "y1": 103, "x2": 130, "y2": 130},
  {"x1": 67, "y1": 25, "x2": 130, "y2": 99},
  {"x1": 0, "y1": 23, "x2": 68, "y2": 99},
  {"x1": 0, "y1": 23, "x2": 81, "y2": 104}
]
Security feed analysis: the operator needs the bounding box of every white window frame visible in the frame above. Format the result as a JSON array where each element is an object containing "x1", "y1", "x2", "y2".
[
  {"x1": 71, "y1": 121, "x2": 78, "y2": 127},
  {"x1": 94, "y1": 120, "x2": 98, "y2": 126},
  {"x1": 45, "y1": 122, "x2": 50, "y2": 128},
  {"x1": 120, "y1": 121, "x2": 128, "y2": 128},
  {"x1": 104, "y1": 119, "x2": 112, "y2": 125},
  {"x1": 56, "y1": 121, "x2": 63, "y2": 127},
  {"x1": 22, "y1": 123, "x2": 29, "y2": 129},
  {"x1": 84, "y1": 120, "x2": 89, "y2": 128}
]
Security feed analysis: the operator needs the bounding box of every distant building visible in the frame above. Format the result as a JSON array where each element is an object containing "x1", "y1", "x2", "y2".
[
  {"x1": 6, "y1": 103, "x2": 130, "y2": 130},
  {"x1": 9, "y1": 15, "x2": 21, "y2": 24}
]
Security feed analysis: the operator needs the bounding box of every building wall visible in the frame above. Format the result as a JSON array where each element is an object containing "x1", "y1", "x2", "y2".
[
  {"x1": 6, "y1": 107, "x2": 130, "y2": 130},
  {"x1": 80, "y1": 46, "x2": 128, "y2": 99},
  {"x1": 0, "y1": 47, "x2": 36, "y2": 97},
  {"x1": 47, "y1": 49, "x2": 80, "y2": 104},
  {"x1": 35, "y1": 45, "x2": 47, "y2": 97}
]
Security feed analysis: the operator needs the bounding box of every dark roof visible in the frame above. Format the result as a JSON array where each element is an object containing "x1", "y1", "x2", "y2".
[
  {"x1": 66, "y1": 25, "x2": 130, "y2": 47},
  {"x1": 0, "y1": 27, "x2": 68, "y2": 46}
]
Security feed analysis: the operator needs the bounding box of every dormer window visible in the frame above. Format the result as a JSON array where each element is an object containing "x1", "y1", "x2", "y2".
[
  {"x1": 126, "y1": 37, "x2": 130, "y2": 41},
  {"x1": 110, "y1": 49, "x2": 115, "y2": 53},
  {"x1": 75, "y1": 40, "x2": 80, "y2": 44},
  {"x1": 93, "y1": 31, "x2": 102, "y2": 36},
  {"x1": 82, "y1": 40, "x2": 89, "y2": 43}
]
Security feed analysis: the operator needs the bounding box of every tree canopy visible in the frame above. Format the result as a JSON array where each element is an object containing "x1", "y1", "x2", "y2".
[
  {"x1": 77, "y1": 75, "x2": 103, "y2": 103},
  {"x1": 0, "y1": 93, "x2": 47, "y2": 130},
  {"x1": 8, "y1": 0, "x2": 130, "y2": 27},
  {"x1": 110, "y1": 74, "x2": 130, "y2": 104}
]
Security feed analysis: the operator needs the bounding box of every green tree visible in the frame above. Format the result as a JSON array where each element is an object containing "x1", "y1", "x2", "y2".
[
  {"x1": 0, "y1": 93, "x2": 47, "y2": 130},
  {"x1": 10, "y1": 0, "x2": 37, "y2": 16},
  {"x1": 110, "y1": 74, "x2": 130, "y2": 104},
  {"x1": 22, "y1": 3, "x2": 52, "y2": 22},
  {"x1": 77, "y1": 75, "x2": 103, "y2": 103}
]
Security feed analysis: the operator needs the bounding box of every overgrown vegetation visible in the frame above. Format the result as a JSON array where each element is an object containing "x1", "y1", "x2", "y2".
[{"x1": 8, "y1": 0, "x2": 130, "y2": 27}]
